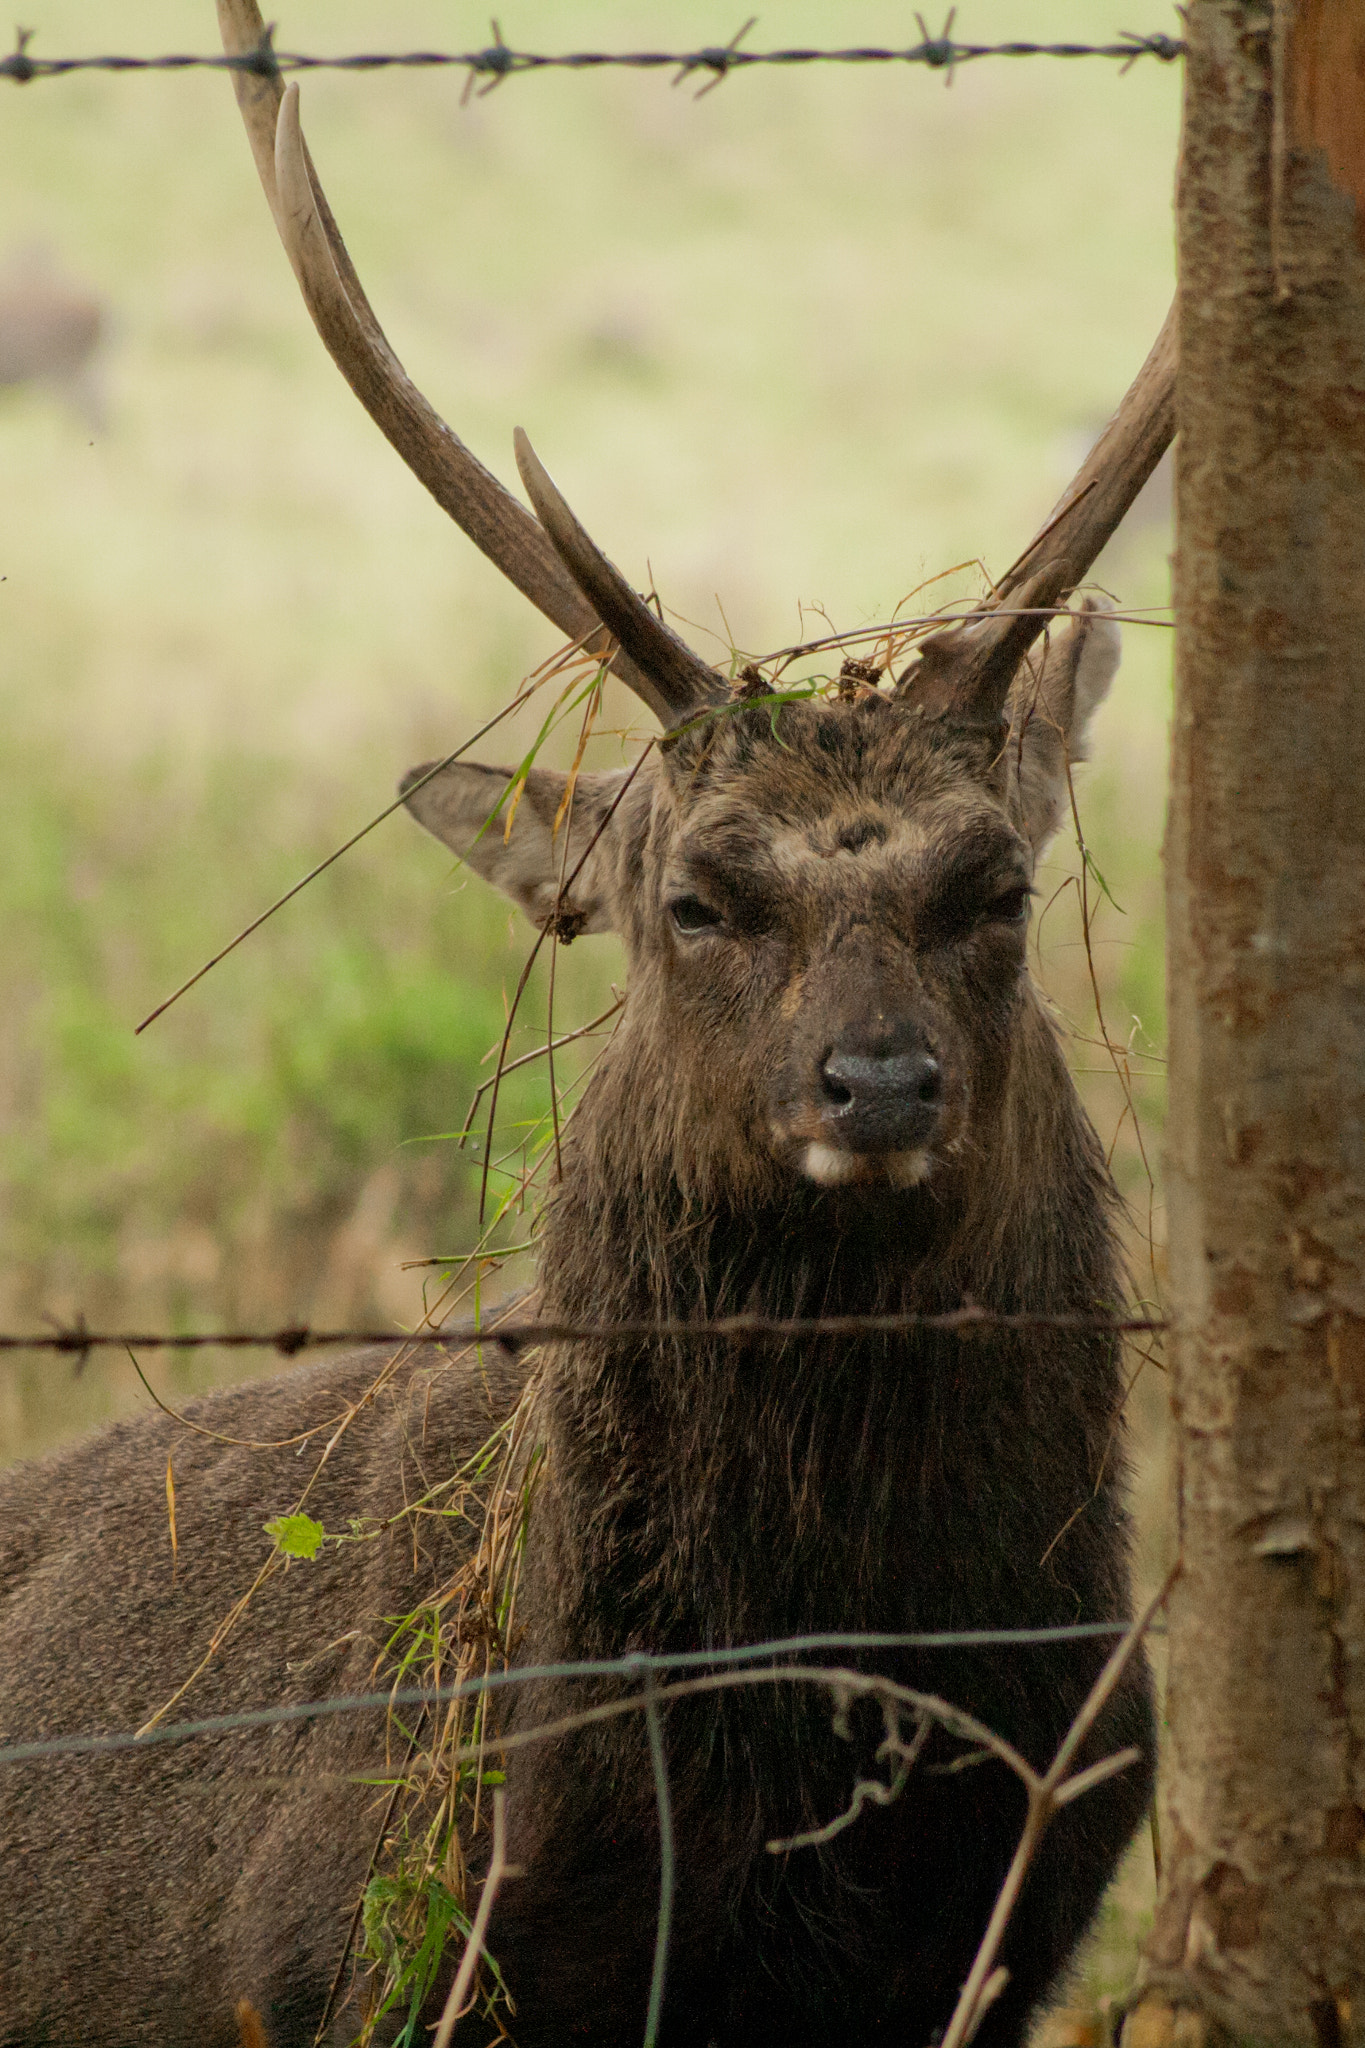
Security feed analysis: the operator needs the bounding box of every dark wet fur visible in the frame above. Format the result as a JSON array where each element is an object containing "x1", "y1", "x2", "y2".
[
  {"x1": 0, "y1": 692, "x2": 1152, "y2": 2046},
  {"x1": 470, "y1": 702, "x2": 1154, "y2": 2046}
]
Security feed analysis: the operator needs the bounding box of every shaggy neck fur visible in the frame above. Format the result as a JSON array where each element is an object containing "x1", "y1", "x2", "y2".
[{"x1": 526, "y1": 984, "x2": 1129, "y2": 1667}]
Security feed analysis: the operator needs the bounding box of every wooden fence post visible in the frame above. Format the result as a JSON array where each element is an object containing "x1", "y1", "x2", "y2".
[{"x1": 1126, "y1": 3, "x2": 1365, "y2": 2041}]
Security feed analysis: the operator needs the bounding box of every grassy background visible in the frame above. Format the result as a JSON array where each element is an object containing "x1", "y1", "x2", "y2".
[{"x1": 0, "y1": 1, "x2": 1177, "y2": 2013}]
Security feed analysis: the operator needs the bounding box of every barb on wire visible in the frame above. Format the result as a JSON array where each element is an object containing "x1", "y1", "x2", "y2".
[
  {"x1": 675, "y1": 15, "x2": 756, "y2": 97},
  {"x1": 0, "y1": 29, "x2": 1187, "y2": 89},
  {"x1": 0, "y1": 1305, "x2": 1169, "y2": 1360}
]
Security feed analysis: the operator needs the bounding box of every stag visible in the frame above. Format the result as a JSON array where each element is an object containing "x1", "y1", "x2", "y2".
[{"x1": 0, "y1": 7, "x2": 1177, "y2": 2044}]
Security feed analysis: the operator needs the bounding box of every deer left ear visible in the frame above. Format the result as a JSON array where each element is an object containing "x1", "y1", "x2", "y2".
[
  {"x1": 400, "y1": 760, "x2": 632, "y2": 935},
  {"x1": 1008, "y1": 601, "x2": 1121, "y2": 855}
]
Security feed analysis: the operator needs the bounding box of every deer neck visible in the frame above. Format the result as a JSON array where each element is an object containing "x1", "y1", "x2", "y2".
[{"x1": 518, "y1": 1010, "x2": 1123, "y2": 1664}]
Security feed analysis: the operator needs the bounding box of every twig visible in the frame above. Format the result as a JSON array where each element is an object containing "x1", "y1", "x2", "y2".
[
  {"x1": 126, "y1": 1348, "x2": 342, "y2": 1451},
  {"x1": 134, "y1": 643, "x2": 587, "y2": 1033},
  {"x1": 477, "y1": 741, "x2": 656, "y2": 1227},
  {"x1": 544, "y1": 665, "x2": 606, "y2": 1177},
  {"x1": 432, "y1": 1788, "x2": 511, "y2": 2048},
  {"x1": 936, "y1": 1565, "x2": 1176, "y2": 2048},
  {"x1": 313, "y1": 1717, "x2": 427, "y2": 2044},
  {"x1": 767, "y1": 1702, "x2": 931, "y2": 1852}
]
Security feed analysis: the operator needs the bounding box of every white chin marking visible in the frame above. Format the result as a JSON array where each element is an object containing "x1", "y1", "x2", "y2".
[
  {"x1": 886, "y1": 1147, "x2": 932, "y2": 1188},
  {"x1": 801, "y1": 1143, "x2": 860, "y2": 1186},
  {"x1": 800, "y1": 1143, "x2": 931, "y2": 1189}
]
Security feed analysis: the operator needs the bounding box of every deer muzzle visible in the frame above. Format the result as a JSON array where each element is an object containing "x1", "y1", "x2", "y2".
[{"x1": 773, "y1": 1014, "x2": 947, "y2": 1188}]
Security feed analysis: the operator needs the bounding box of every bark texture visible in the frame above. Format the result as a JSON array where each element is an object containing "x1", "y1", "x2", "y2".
[{"x1": 1131, "y1": 3, "x2": 1365, "y2": 2042}]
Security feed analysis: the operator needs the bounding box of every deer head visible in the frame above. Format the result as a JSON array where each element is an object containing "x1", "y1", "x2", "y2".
[{"x1": 217, "y1": 0, "x2": 1173, "y2": 1200}]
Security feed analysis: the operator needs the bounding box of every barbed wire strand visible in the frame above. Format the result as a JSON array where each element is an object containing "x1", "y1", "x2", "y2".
[
  {"x1": 0, "y1": 1306, "x2": 1169, "y2": 1364},
  {"x1": 0, "y1": 28, "x2": 1187, "y2": 91}
]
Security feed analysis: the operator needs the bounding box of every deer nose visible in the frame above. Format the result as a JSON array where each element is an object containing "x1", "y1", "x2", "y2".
[{"x1": 819, "y1": 1037, "x2": 942, "y2": 1153}]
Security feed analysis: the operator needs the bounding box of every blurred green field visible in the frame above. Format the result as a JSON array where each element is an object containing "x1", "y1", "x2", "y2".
[{"x1": 0, "y1": 0, "x2": 1177, "y2": 1994}]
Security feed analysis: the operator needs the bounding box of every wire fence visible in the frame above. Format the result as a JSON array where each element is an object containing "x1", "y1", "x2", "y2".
[
  {"x1": 0, "y1": 26, "x2": 1187, "y2": 91},
  {"x1": 0, "y1": 1621, "x2": 1156, "y2": 1772},
  {"x1": 0, "y1": 1586, "x2": 1170, "y2": 2048}
]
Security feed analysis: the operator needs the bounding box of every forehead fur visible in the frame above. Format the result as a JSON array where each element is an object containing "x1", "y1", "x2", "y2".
[{"x1": 660, "y1": 697, "x2": 1009, "y2": 855}]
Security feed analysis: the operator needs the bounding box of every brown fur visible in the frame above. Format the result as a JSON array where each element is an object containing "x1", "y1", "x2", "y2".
[{"x1": 0, "y1": 612, "x2": 1152, "y2": 2046}]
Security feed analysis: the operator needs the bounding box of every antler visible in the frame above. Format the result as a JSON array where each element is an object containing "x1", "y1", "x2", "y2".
[
  {"x1": 215, "y1": 0, "x2": 724, "y2": 727},
  {"x1": 901, "y1": 299, "x2": 1177, "y2": 724},
  {"x1": 512, "y1": 432, "x2": 723, "y2": 719},
  {"x1": 217, "y1": 0, "x2": 1170, "y2": 735}
]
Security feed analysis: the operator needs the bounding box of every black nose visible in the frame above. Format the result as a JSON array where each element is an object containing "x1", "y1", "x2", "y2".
[{"x1": 819, "y1": 1037, "x2": 942, "y2": 1153}]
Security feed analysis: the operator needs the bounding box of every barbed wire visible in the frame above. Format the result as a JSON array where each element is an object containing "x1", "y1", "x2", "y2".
[
  {"x1": 0, "y1": 1305, "x2": 1169, "y2": 1363},
  {"x1": 0, "y1": 25, "x2": 1187, "y2": 92}
]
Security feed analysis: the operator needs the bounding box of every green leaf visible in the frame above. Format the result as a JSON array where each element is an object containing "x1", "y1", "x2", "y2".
[
  {"x1": 264, "y1": 1512, "x2": 327, "y2": 1560},
  {"x1": 1081, "y1": 843, "x2": 1126, "y2": 917}
]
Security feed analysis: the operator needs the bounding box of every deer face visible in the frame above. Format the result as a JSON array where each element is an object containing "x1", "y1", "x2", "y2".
[
  {"x1": 401, "y1": 609, "x2": 1117, "y2": 1195},
  {"x1": 640, "y1": 703, "x2": 1033, "y2": 1192}
]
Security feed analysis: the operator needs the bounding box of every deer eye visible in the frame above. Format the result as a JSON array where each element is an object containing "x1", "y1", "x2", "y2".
[
  {"x1": 669, "y1": 894, "x2": 722, "y2": 936},
  {"x1": 985, "y1": 886, "x2": 1032, "y2": 926}
]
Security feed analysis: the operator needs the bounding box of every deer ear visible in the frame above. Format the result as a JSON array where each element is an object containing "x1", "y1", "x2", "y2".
[
  {"x1": 400, "y1": 760, "x2": 630, "y2": 935},
  {"x1": 1009, "y1": 602, "x2": 1121, "y2": 856}
]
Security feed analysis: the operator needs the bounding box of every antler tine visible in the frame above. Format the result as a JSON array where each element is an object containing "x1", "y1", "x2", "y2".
[
  {"x1": 214, "y1": 0, "x2": 692, "y2": 729},
  {"x1": 215, "y1": 0, "x2": 383, "y2": 357},
  {"x1": 514, "y1": 432, "x2": 727, "y2": 722},
  {"x1": 902, "y1": 298, "x2": 1177, "y2": 723}
]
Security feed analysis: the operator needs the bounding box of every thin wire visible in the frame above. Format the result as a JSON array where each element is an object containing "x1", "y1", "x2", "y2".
[
  {"x1": 0, "y1": 1623, "x2": 1155, "y2": 1772},
  {"x1": 0, "y1": 32, "x2": 1187, "y2": 91},
  {"x1": 635, "y1": 1659, "x2": 674, "y2": 2048},
  {"x1": 755, "y1": 603, "x2": 1176, "y2": 674},
  {"x1": 134, "y1": 677, "x2": 557, "y2": 1033}
]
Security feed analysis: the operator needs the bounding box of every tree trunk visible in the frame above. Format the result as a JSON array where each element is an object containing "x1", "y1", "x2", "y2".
[{"x1": 1126, "y1": 4, "x2": 1365, "y2": 2044}]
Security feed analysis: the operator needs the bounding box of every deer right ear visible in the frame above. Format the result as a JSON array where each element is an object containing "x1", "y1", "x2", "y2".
[
  {"x1": 1010, "y1": 602, "x2": 1122, "y2": 856},
  {"x1": 400, "y1": 760, "x2": 629, "y2": 936}
]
